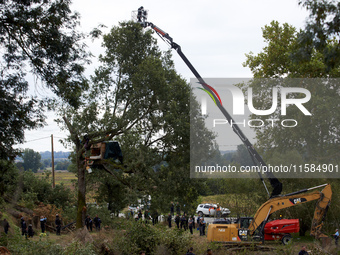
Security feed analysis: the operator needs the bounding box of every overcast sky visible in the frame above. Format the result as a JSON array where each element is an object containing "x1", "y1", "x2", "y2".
[{"x1": 17, "y1": 0, "x2": 310, "y2": 152}]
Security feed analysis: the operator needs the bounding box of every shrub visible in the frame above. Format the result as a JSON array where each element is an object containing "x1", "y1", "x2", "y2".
[{"x1": 111, "y1": 221, "x2": 193, "y2": 255}]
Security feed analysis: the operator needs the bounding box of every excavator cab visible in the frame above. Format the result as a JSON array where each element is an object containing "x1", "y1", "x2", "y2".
[
  {"x1": 207, "y1": 217, "x2": 253, "y2": 242},
  {"x1": 240, "y1": 217, "x2": 253, "y2": 229}
]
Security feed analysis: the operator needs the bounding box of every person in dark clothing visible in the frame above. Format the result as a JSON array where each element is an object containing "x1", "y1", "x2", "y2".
[
  {"x1": 144, "y1": 209, "x2": 150, "y2": 224},
  {"x1": 93, "y1": 215, "x2": 101, "y2": 231},
  {"x1": 175, "y1": 214, "x2": 180, "y2": 229},
  {"x1": 170, "y1": 202, "x2": 174, "y2": 216},
  {"x1": 21, "y1": 217, "x2": 27, "y2": 237},
  {"x1": 55, "y1": 214, "x2": 61, "y2": 235},
  {"x1": 3, "y1": 219, "x2": 9, "y2": 234},
  {"x1": 85, "y1": 216, "x2": 90, "y2": 229},
  {"x1": 185, "y1": 213, "x2": 189, "y2": 230},
  {"x1": 199, "y1": 217, "x2": 206, "y2": 236},
  {"x1": 298, "y1": 246, "x2": 308, "y2": 255},
  {"x1": 85, "y1": 215, "x2": 93, "y2": 231},
  {"x1": 176, "y1": 202, "x2": 181, "y2": 215},
  {"x1": 89, "y1": 217, "x2": 93, "y2": 231},
  {"x1": 167, "y1": 214, "x2": 172, "y2": 228},
  {"x1": 28, "y1": 224, "x2": 34, "y2": 238},
  {"x1": 40, "y1": 216, "x2": 47, "y2": 233},
  {"x1": 186, "y1": 247, "x2": 195, "y2": 255},
  {"x1": 151, "y1": 210, "x2": 157, "y2": 225},
  {"x1": 192, "y1": 215, "x2": 195, "y2": 229},
  {"x1": 333, "y1": 229, "x2": 339, "y2": 245},
  {"x1": 180, "y1": 215, "x2": 187, "y2": 230},
  {"x1": 154, "y1": 210, "x2": 158, "y2": 224},
  {"x1": 137, "y1": 210, "x2": 142, "y2": 221},
  {"x1": 202, "y1": 218, "x2": 206, "y2": 235},
  {"x1": 196, "y1": 216, "x2": 200, "y2": 231},
  {"x1": 188, "y1": 217, "x2": 193, "y2": 234}
]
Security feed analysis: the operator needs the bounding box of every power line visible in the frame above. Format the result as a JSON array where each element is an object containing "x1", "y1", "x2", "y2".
[
  {"x1": 22, "y1": 135, "x2": 67, "y2": 144},
  {"x1": 24, "y1": 136, "x2": 50, "y2": 143}
]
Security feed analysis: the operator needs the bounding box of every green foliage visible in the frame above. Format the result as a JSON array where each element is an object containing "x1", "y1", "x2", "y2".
[
  {"x1": 48, "y1": 183, "x2": 74, "y2": 209},
  {"x1": 57, "y1": 21, "x2": 216, "y2": 226},
  {"x1": 157, "y1": 227, "x2": 194, "y2": 255},
  {"x1": 0, "y1": 0, "x2": 89, "y2": 161},
  {"x1": 16, "y1": 170, "x2": 74, "y2": 209},
  {"x1": 41, "y1": 159, "x2": 52, "y2": 169},
  {"x1": 0, "y1": 229, "x2": 96, "y2": 255},
  {"x1": 88, "y1": 170, "x2": 129, "y2": 215},
  {"x1": 244, "y1": 21, "x2": 298, "y2": 78},
  {"x1": 55, "y1": 160, "x2": 71, "y2": 170},
  {"x1": 0, "y1": 160, "x2": 18, "y2": 196},
  {"x1": 125, "y1": 222, "x2": 159, "y2": 254},
  {"x1": 85, "y1": 205, "x2": 112, "y2": 226},
  {"x1": 0, "y1": 229, "x2": 63, "y2": 255},
  {"x1": 240, "y1": 12, "x2": 339, "y2": 226},
  {"x1": 20, "y1": 171, "x2": 51, "y2": 206},
  {"x1": 297, "y1": 0, "x2": 340, "y2": 74},
  {"x1": 22, "y1": 148, "x2": 42, "y2": 172},
  {"x1": 63, "y1": 241, "x2": 96, "y2": 255},
  {"x1": 243, "y1": 19, "x2": 340, "y2": 164},
  {"x1": 113, "y1": 221, "x2": 192, "y2": 255}
]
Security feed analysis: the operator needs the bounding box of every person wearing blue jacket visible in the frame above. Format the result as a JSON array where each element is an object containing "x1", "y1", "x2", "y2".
[{"x1": 40, "y1": 216, "x2": 47, "y2": 233}]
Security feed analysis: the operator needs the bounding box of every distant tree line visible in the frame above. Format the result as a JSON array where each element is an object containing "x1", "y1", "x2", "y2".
[
  {"x1": 15, "y1": 149, "x2": 72, "y2": 173},
  {"x1": 40, "y1": 151, "x2": 71, "y2": 160}
]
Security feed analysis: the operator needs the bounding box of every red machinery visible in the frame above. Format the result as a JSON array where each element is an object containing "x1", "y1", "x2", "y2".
[{"x1": 264, "y1": 219, "x2": 299, "y2": 244}]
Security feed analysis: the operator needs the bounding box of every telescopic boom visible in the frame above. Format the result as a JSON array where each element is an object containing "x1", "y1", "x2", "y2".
[{"x1": 135, "y1": 6, "x2": 282, "y2": 197}]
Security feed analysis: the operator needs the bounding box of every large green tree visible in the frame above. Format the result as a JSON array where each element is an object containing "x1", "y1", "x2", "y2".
[
  {"x1": 57, "y1": 21, "x2": 215, "y2": 228},
  {"x1": 297, "y1": 0, "x2": 340, "y2": 73},
  {"x1": 0, "y1": 0, "x2": 88, "y2": 161},
  {"x1": 243, "y1": 20, "x2": 340, "y2": 164},
  {"x1": 22, "y1": 148, "x2": 41, "y2": 172},
  {"x1": 243, "y1": 0, "x2": 340, "y2": 233}
]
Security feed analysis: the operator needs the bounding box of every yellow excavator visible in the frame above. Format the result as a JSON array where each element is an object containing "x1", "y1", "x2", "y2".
[{"x1": 207, "y1": 183, "x2": 332, "y2": 244}]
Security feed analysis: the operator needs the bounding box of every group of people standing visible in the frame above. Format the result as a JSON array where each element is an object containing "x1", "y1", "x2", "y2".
[
  {"x1": 85, "y1": 215, "x2": 102, "y2": 231},
  {"x1": 19, "y1": 214, "x2": 59, "y2": 238},
  {"x1": 2, "y1": 213, "x2": 103, "y2": 238},
  {"x1": 15, "y1": 213, "x2": 102, "y2": 238},
  {"x1": 167, "y1": 202, "x2": 207, "y2": 236},
  {"x1": 20, "y1": 217, "x2": 34, "y2": 238},
  {"x1": 134, "y1": 209, "x2": 159, "y2": 225},
  {"x1": 1, "y1": 213, "x2": 103, "y2": 237}
]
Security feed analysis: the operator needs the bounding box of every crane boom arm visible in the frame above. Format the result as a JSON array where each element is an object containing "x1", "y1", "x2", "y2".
[
  {"x1": 249, "y1": 183, "x2": 332, "y2": 238},
  {"x1": 136, "y1": 7, "x2": 282, "y2": 197}
]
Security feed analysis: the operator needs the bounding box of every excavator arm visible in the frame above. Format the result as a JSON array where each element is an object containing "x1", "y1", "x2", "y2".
[{"x1": 249, "y1": 183, "x2": 332, "y2": 238}]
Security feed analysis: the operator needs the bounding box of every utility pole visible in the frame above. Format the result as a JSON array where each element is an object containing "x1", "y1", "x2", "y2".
[{"x1": 51, "y1": 134, "x2": 55, "y2": 188}]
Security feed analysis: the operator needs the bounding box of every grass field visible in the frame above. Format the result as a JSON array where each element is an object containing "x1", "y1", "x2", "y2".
[{"x1": 36, "y1": 170, "x2": 77, "y2": 190}]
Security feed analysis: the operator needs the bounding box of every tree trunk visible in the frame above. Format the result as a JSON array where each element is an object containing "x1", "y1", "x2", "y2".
[{"x1": 76, "y1": 145, "x2": 86, "y2": 229}]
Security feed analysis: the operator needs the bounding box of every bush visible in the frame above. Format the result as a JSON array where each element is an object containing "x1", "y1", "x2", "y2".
[
  {"x1": 63, "y1": 241, "x2": 96, "y2": 255},
  {"x1": 16, "y1": 171, "x2": 74, "y2": 210},
  {"x1": 0, "y1": 228, "x2": 97, "y2": 255},
  {"x1": 86, "y1": 205, "x2": 114, "y2": 228},
  {"x1": 112, "y1": 221, "x2": 192, "y2": 255},
  {"x1": 1, "y1": 229, "x2": 64, "y2": 255},
  {"x1": 47, "y1": 183, "x2": 74, "y2": 209},
  {"x1": 158, "y1": 228, "x2": 192, "y2": 255}
]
